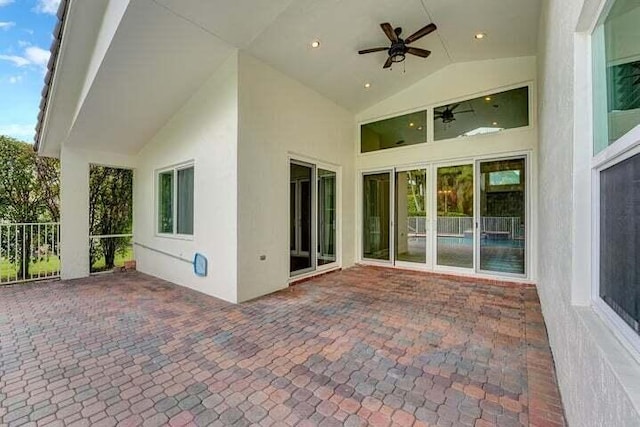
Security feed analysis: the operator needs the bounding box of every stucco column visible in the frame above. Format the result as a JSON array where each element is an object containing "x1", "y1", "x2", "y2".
[{"x1": 59, "y1": 146, "x2": 90, "y2": 280}]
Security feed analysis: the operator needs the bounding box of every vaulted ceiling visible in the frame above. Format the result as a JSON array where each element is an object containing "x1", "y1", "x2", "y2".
[
  {"x1": 48, "y1": 0, "x2": 541, "y2": 154},
  {"x1": 156, "y1": 0, "x2": 541, "y2": 111}
]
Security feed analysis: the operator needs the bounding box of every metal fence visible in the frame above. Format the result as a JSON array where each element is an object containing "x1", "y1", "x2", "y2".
[
  {"x1": 407, "y1": 216, "x2": 523, "y2": 239},
  {"x1": 0, "y1": 222, "x2": 61, "y2": 284}
]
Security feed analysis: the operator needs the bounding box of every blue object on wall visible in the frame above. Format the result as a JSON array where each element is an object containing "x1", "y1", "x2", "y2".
[{"x1": 193, "y1": 253, "x2": 208, "y2": 277}]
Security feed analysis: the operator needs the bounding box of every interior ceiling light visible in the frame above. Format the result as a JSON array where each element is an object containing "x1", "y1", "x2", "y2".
[
  {"x1": 311, "y1": 40, "x2": 321, "y2": 48},
  {"x1": 492, "y1": 121, "x2": 498, "y2": 126},
  {"x1": 485, "y1": 96, "x2": 492, "y2": 101},
  {"x1": 364, "y1": 82, "x2": 371, "y2": 89},
  {"x1": 409, "y1": 122, "x2": 415, "y2": 127},
  {"x1": 474, "y1": 33, "x2": 486, "y2": 40},
  {"x1": 417, "y1": 126, "x2": 423, "y2": 131}
]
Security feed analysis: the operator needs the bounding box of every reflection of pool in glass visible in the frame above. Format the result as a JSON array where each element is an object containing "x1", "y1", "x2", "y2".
[
  {"x1": 437, "y1": 236, "x2": 473, "y2": 268},
  {"x1": 479, "y1": 236, "x2": 524, "y2": 274},
  {"x1": 395, "y1": 235, "x2": 525, "y2": 275},
  {"x1": 436, "y1": 236, "x2": 524, "y2": 274}
]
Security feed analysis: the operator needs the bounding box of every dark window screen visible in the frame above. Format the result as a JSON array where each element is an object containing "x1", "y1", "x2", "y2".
[{"x1": 600, "y1": 152, "x2": 640, "y2": 335}]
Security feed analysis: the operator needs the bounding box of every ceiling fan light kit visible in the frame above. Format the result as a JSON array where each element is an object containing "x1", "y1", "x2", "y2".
[{"x1": 358, "y1": 22, "x2": 437, "y2": 69}]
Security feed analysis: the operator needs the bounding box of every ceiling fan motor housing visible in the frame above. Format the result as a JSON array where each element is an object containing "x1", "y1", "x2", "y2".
[{"x1": 389, "y1": 41, "x2": 406, "y2": 62}]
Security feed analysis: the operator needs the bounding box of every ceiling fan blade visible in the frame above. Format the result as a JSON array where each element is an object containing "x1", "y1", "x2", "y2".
[
  {"x1": 358, "y1": 47, "x2": 389, "y2": 54},
  {"x1": 406, "y1": 47, "x2": 431, "y2": 58},
  {"x1": 455, "y1": 110, "x2": 474, "y2": 114},
  {"x1": 380, "y1": 23, "x2": 398, "y2": 42},
  {"x1": 404, "y1": 23, "x2": 437, "y2": 45},
  {"x1": 449, "y1": 103, "x2": 461, "y2": 112},
  {"x1": 383, "y1": 56, "x2": 393, "y2": 69}
]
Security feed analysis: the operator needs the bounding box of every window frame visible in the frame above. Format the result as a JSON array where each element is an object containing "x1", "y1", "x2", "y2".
[
  {"x1": 155, "y1": 161, "x2": 195, "y2": 240},
  {"x1": 357, "y1": 81, "x2": 535, "y2": 157},
  {"x1": 591, "y1": 0, "x2": 640, "y2": 358}
]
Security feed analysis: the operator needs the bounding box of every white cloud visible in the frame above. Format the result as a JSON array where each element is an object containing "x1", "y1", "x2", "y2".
[
  {"x1": 0, "y1": 54, "x2": 31, "y2": 67},
  {"x1": 0, "y1": 21, "x2": 15, "y2": 30},
  {"x1": 34, "y1": 0, "x2": 60, "y2": 15},
  {"x1": 0, "y1": 124, "x2": 35, "y2": 139},
  {"x1": 24, "y1": 46, "x2": 50, "y2": 68},
  {"x1": 8, "y1": 75, "x2": 22, "y2": 84},
  {"x1": 17, "y1": 40, "x2": 29, "y2": 47},
  {"x1": 0, "y1": 46, "x2": 50, "y2": 70},
  {"x1": 0, "y1": 0, "x2": 14, "y2": 7}
]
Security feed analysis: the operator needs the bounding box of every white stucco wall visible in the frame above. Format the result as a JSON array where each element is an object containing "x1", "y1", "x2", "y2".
[
  {"x1": 537, "y1": 0, "x2": 640, "y2": 425},
  {"x1": 236, "y1": 52, "x2": 355, "y2": 302},
  {"x1": 134, "y1": 53, "x2": 239, "y2": 303}
]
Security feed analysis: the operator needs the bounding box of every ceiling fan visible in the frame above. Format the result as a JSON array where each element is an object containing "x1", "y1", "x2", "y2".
[
  {"x1": 435, "y1": 103, "x2": 474, "y2": 123},
  {"x1": 358, "y1": 22, "x2": 437, "y2": 69}
]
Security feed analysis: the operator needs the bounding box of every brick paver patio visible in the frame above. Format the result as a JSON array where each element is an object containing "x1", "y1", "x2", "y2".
[{"x1": 0, "y1": 266, "x2": 565, "y2": 426}]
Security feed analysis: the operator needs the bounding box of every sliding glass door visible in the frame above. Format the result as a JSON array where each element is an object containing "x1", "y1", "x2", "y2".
[
  {"x1": 478, "y1": 158, "x2": 526, "y2": 275},
  {"x1": 290, "y1": 160, "x2": 338, "y2": 276},
  {"x1": 363, "y1": 172, "x2": 391, "y2": 261},
  {"x1": 290, "y1": 162, "x2": 314, "y2": 274},
  {"x1": 361, "y1": 156, "x2": 527, "y2": 278},
  {"x1": 395, "y1": 169, "x2": 428, "y2": 264},
  {"x1": 435, "y1": 164, "x2": 475, "y2": 269},
  {"x1": 318, "y1": 169, "x2": 337, "y2": 266}
]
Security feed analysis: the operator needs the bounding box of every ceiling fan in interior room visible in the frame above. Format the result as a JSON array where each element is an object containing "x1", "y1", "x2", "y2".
[
  {"x1": 434, "y1": 103, "x2": 474, "y2": 124},
  {"x1": 358, "y1": 22, "x2": 437, "y2": 69}
]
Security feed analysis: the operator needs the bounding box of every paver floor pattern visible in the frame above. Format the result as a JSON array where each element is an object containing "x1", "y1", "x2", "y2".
[{"x1": 0, "y1": 266, "x2": 565, "y2": 427}]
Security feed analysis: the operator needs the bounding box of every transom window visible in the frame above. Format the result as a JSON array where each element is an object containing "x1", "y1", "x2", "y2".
[
  {"x1": 361, "y1": 110, "x2": 427, "y2": 153},
  {"x1": 157, "y1": 163, "x2": 194, "y2": 236},
  {"x1": 434, "y1": 86, "x2": 529, "y2": 141}
]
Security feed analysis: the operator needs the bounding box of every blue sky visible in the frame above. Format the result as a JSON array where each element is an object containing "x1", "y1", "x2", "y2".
[{"x1": 0, "y1": 0, "x2": 60, "y2": 142}]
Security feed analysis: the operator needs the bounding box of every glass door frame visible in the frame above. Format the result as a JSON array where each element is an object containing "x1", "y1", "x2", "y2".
[
  {"x1": 361, "y1": 169, "x2": 394, "y2": 265},
  {"x1": 290, "y1": 159, "x2": 316, "y2": 277},
  {"x1": 316, "y1": 166, "x2": 340, "y2": 272},
  {"x1": 358, "y1": 151, "x2": 532, "y2": 281},
  {"x1": 431, "y1": 160, "x2": 477, "y2": 274},
  {"x1": 474, "y1": 154, "x2": 529, "y2": 278},
  {"x1": 395, "y1": 165, "x2": 432, "y2": 270},
  {"x1": 289, "y1": 156, "x2": 341, "y2": 279}
]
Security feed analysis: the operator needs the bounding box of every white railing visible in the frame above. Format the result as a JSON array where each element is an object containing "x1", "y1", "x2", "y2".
[
  {"x1": 0, "y1": 222, "x2": 61, "y2": 284},
  {"x1": 407, "y1": 216, "x2": 523, "y2": 238},
  {"x1": 437, "y1": 217, "x2": 474, "y2": 236}
]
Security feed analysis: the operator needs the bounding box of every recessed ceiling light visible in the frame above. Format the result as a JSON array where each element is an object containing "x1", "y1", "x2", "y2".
[
  {"x1": 475, "y1": 33, "x2": 486, "y2": 40},
  {"x1": 311, "y1": 40, "x2": 321, "y2": 48},
  {"x1": 485, "y1": 96, "x2": 492, "y2": 101},
  {"x1": 492, "y1": 121, "x2": 498, "y2": 126},
  {"x1": 364, "y1": 82, "x2": 371, "y2": 89},
  {"x1": 409, "y1": 122, "x2": 415, "y2": 127},
  {"x1": 417, "y1": 126, "x2": 423, "y2": 131}
]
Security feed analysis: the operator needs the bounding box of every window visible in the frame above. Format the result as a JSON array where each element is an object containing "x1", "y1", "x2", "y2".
[
  {"x1": 593, "y1": 0, "x2": 640, "y2": 153},
  {"x1": 592, "y1": 0, "x2": 640, "y2": 347},
  {"x1": 157, "y1": 164, "x2": 194, "y2": 236},
  {"x1": 361, "y1": 110, "x2": 427, "y2": 153},
  {"x1": 489, "y1": 170, "x2": 521, "y2": 187},
  {"x1": 433, "y1": 87, "x2": 529, "y2": 141},
  {"x1": 599, "y1": 153, "x2": 640, "y2": 336}
]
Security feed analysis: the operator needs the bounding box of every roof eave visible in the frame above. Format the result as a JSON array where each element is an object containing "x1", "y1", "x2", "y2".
[{"x1": 33, "y1": 0, "x2": 70, "y2": 154}]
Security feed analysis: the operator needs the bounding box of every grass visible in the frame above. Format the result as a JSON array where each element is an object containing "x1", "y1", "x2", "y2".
[
  {"x1": 91, "y1": 246, "x2": 134, "y2": 272},
  {"x1": 0, "y1": 246, "x2": 135, "y2": 282},
  {"x1": 0, "y1": 255, "x2": 61, "y2": 283}
]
